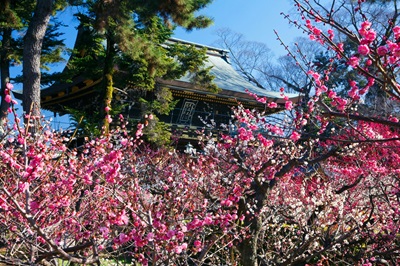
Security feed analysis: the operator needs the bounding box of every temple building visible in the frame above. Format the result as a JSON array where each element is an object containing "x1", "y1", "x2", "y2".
[{"x1": 17, "y1": 38, "x2": 300, "y2": 140}]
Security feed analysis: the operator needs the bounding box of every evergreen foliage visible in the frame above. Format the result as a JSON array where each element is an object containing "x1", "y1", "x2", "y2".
[
  {"x1": 0, "y1": 0, "x2": 69, "y2": 121},
  {"x1": 64, "y1": 0, "x2": 216, "y2": 139}
]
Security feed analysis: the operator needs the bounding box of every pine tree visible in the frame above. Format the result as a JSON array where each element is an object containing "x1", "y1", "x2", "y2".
[
  {"x1": 0, "y1": 0, "x2": 69, "y2": 123},
  {"x1": 0, "y1": 0, "x2": 25, "y2": 122},
  {"x1": 67, "y1": 0, "x2": 215, "y2": 133}
]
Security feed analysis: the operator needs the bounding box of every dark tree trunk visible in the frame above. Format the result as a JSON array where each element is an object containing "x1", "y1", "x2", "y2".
[
  {"x1": 237, "y1": 184, "x2": 269, "y2": 266},
  {"x1": 0, "y1": 0, "x2": 12, "y2": 124},
  {"x1": 238, "y1": 215, "x2": 264, "y2": 266},
  {"x1": 237, "y1": 161, "x2": 298, "y2": 265},
  {"x1": 22, "y1": 0, "x2": 53, "y2": 119},
  {"x1": 0, "y1": 28, "x2": 11, "y2": 122}
]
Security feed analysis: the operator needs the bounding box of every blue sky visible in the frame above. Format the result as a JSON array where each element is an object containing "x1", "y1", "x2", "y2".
[
  {"x1": 174, "y1": 0, "x2": 298, "y2": 56},
  {"x1": 57, "y1": 0, "x2": 299, "y2": 57}
]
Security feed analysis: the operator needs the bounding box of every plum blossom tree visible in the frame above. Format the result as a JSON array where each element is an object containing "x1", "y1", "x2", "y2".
[
  {"x1": 0, "y1": 108, "x2": 243, "y2": 265},
  {"x1": 1, "y1": 95, "x2": 399, "y2": 265}
]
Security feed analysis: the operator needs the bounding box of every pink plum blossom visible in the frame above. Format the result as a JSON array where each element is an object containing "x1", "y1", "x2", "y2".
[
  {"x1": 348, "y1": 56, "x2": 359, "y2": 67},
  {"x1": 327, "y1": 29, "x2": 334, "y2": 40},
  {"x1": 285, "y1": 101, "x2": 293, "y2": 110},
  {"x1": 393, "y1": 25, "x2": 400, "y2": 39},
  {"x1": 376, "y1": 46, "x2": 389, "y2": 56},
  {"x1": 358, "y1": 44, "x2": 370, "y2": 55},
  {"x1": 4, "y1": 94, "x2": 11, "y2": 103},
  {"x1": 106, "y1": 115, "x2": 112, "y2": 124},
  {"x1": 337, "y1": 42, "x2": 344, "y2": 52},
  {"x1": 290, "y1": 131, "x2": 301, "y2": 141},
  {"x1": 5, "y1": 82, "x2": 13, "y2": 90},
  {"x1": 364, "y1": 30, "x2": 376, "y2": 42},
  {"x1": 361, "y1": 21, "x2": 372, "y2": 30}
]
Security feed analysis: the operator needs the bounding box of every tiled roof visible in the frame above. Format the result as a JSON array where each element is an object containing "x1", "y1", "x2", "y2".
[{"x1": 168, "y1": 38, "x2": 299, "y2": 101}]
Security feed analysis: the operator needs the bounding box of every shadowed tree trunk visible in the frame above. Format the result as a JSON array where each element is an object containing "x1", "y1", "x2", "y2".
[
  {"x1": 0, "y1": 0, "x2": 12, "y2": 125},
  {"x1": 0, "y1": 28, "x2": 11, "y2": 123},
  {"x1": 238, "y1": 214, "x2": 264, "y2": 266},
  {"x1": 22, "y1": 0, "x2": 53, "y2": 122},
  {"x1": 238, "y1": 183, "x2": 269, "y2": 266}
]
